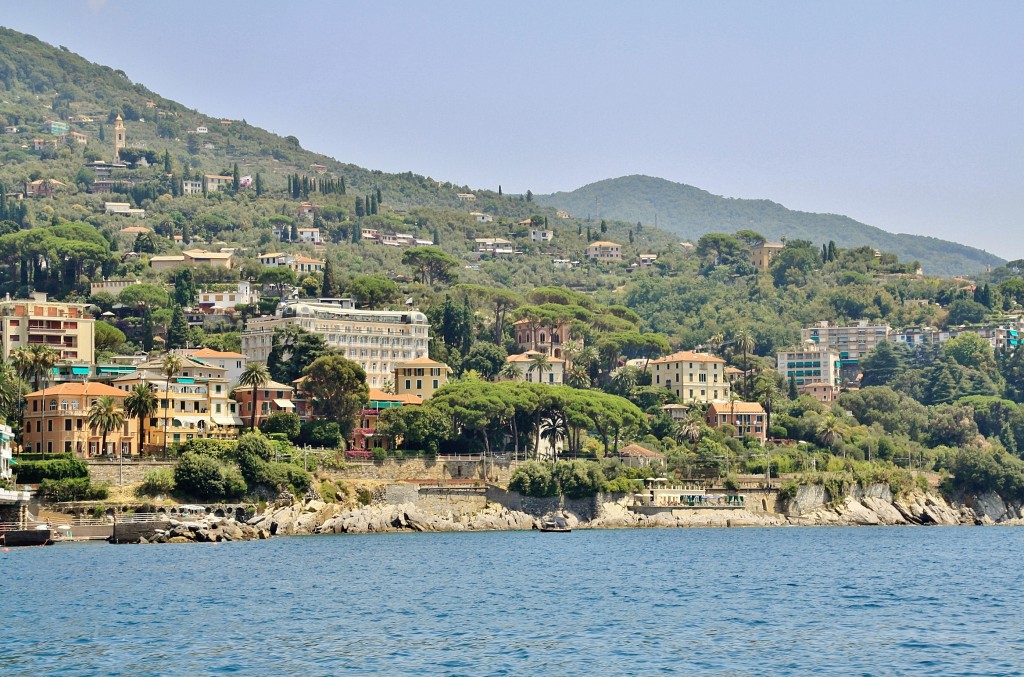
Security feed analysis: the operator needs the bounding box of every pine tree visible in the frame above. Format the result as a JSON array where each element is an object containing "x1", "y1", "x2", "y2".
[
  {"x1": 822, "y1": 244, "x2": 828, "y2": 261},
  {"x1": 287, "y1": 175, "x2": 292, "y2": 197}
]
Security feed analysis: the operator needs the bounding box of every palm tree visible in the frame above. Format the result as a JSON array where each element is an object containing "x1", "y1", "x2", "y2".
[
  {"x1": 88, "y1": 395, "x2": 125, "y2": 458},
  {"x1": 675, "y1": 409, "x2": 706, "y2": 446},
  {"x1": 816, "y1": 415, "x2": 846, "y2": 453},
  {"x1": 733, "y1": 330, "x2": 755, "y2": 399},
  {"x1": 124, "y1": 382, "x2": 157, "y2": 457},
  {"x1": 159, "y1": 353, "x2": 183, "y2": 456},
  {"x1": 527, "y1": 352, "x2": 553, "y2": 384},
  {"x1": 0, "y1": 361, "x2": 21, "y2": 424},
  {"x1": 753, "y1": 372, "x2": 782, "y2": 438},
  {"x1": 565, "y1": 364, "x2": 591, "y2": 389},
  {"x1": 26, "y1": 345, "x2": 59, "y2": 392},
  {"x1": 708, "y1": 332, "x2": 725, "y2": 355},
  {"x1": 238, "y1": 361, "x2": 271, "y2": 430},
  {"x1": 500, "y1": 361, "x2": 522, "y2": 382}
]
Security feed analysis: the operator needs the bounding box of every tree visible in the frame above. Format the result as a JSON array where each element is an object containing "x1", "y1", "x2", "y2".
[
  {"x1": 172, "y1": 269, "x2": 197, "y2": 307},
  {"x1": 375, "y1": 406, "x2": 451, "y2": 455},
  {"x1": 675, "y1": 409, "x2": 707, "y2": 446},
  {"x1": 528, "y1": 352, "x2": 554, "y2": 384},
  {"x1": 754, "y1": 371, "x2": 782, "y2": 438},
  {"x1": 401, "y1": 246, "x2": 459, "y2": 287},
  {"x1": 94, "y1": 321, "x2": 126, "y2": 352},
  {"x1": 88, "y1": 395, "x2": 125, "y2": 458},
  {"x1": 255, "y1": 172, "x2": 265, "y2": 196},
  {"x1": 160, "y1": 353, "x2": 183, "y2": 456},
  {"x1": 302, "y1": 355, "x2": 369, "y2": 438},
  {"x1": 261, "y1": 411, "x2": 301, "y2": 441},
  {"x1": 166, "y1": 305, "x2": 190, "y2": 349},
  {"x1": 945, "y1": 299, "x2": 988, "y2": 326},
  {"x1": 321, "y1": 257, "x2": 338, "y2": 297},
  {"x1": 18, "y1": 345, "x2": 58, "y2": 393},
  {"x1": 816, "y1": 415, "x2": 846, "y2": 451},
  {"x1": 267, "y1": 325, "x2": 332, "y2": 384},
  {"x1": 232, "y1": 163, "x2": 240, "y2": 191},
  {"x1": 239, "y1": 362, "x2": 271, "y2": 431},
  {"x1": 124, "y1": 382, "x2": 157, "y2": 456},
  {"x1": 696, "y1": 233, "x2": 743, "y2": 267},
  {"x1": 733, "y1": 330, "x2": 755, "y2": 399},
  {"x1": 461, "y1": 343, "x2": 507, "y2": 380},
  {"x1": 347, "y1": 275, "x2": 399, "y2": 309},
  {"x1": 860, "y1": 341, "x2": 906, "y2": 387}
]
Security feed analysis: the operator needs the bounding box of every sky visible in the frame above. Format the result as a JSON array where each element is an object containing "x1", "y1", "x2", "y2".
[{"x1": 1, "y1": 0, "x2": 1021, "y2": 257}]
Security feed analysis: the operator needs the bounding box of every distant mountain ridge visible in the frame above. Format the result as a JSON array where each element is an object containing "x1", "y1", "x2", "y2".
[{"x1": 536, "y1": 175, "x2": 1002, "y2": 277}]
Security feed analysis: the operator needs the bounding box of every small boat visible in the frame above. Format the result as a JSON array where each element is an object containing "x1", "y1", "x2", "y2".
[{"x1": 538, "y1": 515, "x2": 571, "y2": 533}]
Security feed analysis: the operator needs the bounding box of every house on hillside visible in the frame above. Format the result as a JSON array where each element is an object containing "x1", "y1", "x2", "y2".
[
  {"x1": 705, "y1": 401, "x2": 767, "y2": 444},
  {"x1": 394, "y1": 357, "x2": 452, "y2": 400},
  {"x1": 618, "y1": 443, "x2": 666, "y2": 468},
  {"x1": 505, "y1": 351, "x2": 565, "y2": 385},
  {"x1": 25, "y1": 178, "x2": 66, "y2": 197},
  {"x1": 751, "y1": 242, "x2": 785, "y2": 271},
  {"x1": 586, "y1": 241, "x2": 622, "y2": 261}
]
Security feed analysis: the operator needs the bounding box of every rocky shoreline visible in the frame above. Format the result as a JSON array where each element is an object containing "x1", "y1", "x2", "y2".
[{"x1": 125, "y1": 484, "x2": 1024, "y2": 544}]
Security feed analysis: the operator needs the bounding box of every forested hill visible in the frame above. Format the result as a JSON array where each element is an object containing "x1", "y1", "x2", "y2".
[
  {"x1": 0, "y1": 27, "x2": 489, "y2": 209},
  {"x1": 535, "y1": 175, "x2": 1003, "y2": 277}
]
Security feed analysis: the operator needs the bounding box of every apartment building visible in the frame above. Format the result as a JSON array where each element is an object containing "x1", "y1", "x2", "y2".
[
  {"x1": 0, "y1": 292, "x2": 95, "y2": 364},
  {"x1": 232, "y1": 379, "x2": 297, "y2": 427},
  {"x1": 650, "y1": 350, "x2": 730, "y2": 403},
  {"x1": 23, "y1": 382, "x2": 137, "y2": 457},
  {"x1": 176, "y1": 347, "x2": 248, "y2": 387},
  {"x1": 241, "y1": 298, "x2": 431, "y2": 389},
  {"x1": 112, "y1": 356, "x2": 241, "y2": 451},
  {"x1": 777, "y1": 343, "x2": 841, "y2": 387},
  {"x1": 801, "y1": 320, "x2": 892, "y2": 362},
  {"x1": 257, "y1": 252, "x2": 325, "y2": 275},
  {"x1": 203, "y1": 174, "x2": 233, "y2": 193},
  {"x1": 196, "y1": 282, "x2": 260, "y2": 313},
  {"x1": 149, "y1": 249, "x2": 234, "y2": 271}
]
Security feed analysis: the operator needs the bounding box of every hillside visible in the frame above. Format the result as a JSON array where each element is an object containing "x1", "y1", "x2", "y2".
[{"x1": 536, "y1": 175, "x2": 1003, "y2": 277}]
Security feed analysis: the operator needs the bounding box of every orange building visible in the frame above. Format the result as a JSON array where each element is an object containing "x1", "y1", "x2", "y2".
[
  {"x1": 704, "y1": 401, "x2": 767, "y2": 444},
  {"x1": 232, "y1": 379, "x2": 297, "y2": 427},
  {"x1": 23, "y1": 383, "x2": 137, "y2": 457}
]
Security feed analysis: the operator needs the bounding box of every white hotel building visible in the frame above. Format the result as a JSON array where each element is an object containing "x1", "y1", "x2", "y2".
[{"x1": 241, "y1": 299, "x2": 430, "y2": 388}]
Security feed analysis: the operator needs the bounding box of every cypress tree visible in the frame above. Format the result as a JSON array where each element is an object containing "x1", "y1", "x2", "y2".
[
  {"x1": 167, "y1": 305, "x2": 190, "y2": 349},
  {"x1": 232, "y1": 163, "x2": 240, "y2": 191},
  {"x1": 629, "y1": 229, "x2": 634, "y2": 244},
  {"x1": 355, "y1": 196, "x2": 364, "y2": 218},
  {"x1": 322, "y1": 258, "x2": 337, "y2": 296},
  {"x1": 340, "y1": 177, "x2": 346, "y2": 194},
  {"x1": 788, "y1": 374, "x2": 798, "y2": 400},
  {"x1": 600, "y1": 220, "x2": 607, "y2": 234},
  {"x1": 370, "y1": 194, "x2": 378, "y2": 215},
  {"x1": 255, "y1": 173, "x2": 264, "y2": 196},
  {"x1": 376, "y1": 187, "x2": 382, "y2": 205},
  {"x1": 163, "y1": 149, "x2": 172, "y2": 173},
  {"x1": 141, "y1": 307, "x2": 154, "y2": 352},
  {"x1": 433, "y1": 226, "x2": 441, "y2": 245},
  {"x1": 577, "y1": 223, "x2": 582, "y2": 236},
  {"x1": 498, "y1": 185, "x2": 502, "y2": 196}
]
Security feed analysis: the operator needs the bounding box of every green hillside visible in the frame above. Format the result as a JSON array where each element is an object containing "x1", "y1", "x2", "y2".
[{"x1": 536, "y1": 175, "x2": 1003, "y2": 277}]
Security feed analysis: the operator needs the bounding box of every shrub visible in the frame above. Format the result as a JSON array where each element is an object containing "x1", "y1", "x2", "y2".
[
  {"x1": 15, "y1": 457, "x2": 88, "y2": 483},
  {"x1": 261, "y1": 411, "x2": 301, "y2": 441},
  {"x1": 174, "y1": 453, "x2": 228, "y2": 500},
  {"x1": 509, "y1": 461, "x2": 558, "y2": 497},
  {"x1": 355, "y1": 486, "x2": 373, "y2": 505},
  {"x1": 39, "y1": 477, "x2": 109, "y2": 501},
  {"x1": 301, "y1": 420, "x2": 342, "y2": 448},
  {"x1": 605, "y1": 476, "x2": 642, "y2": 494},
  {"x1": 371, "y1": 447, "x2": 387, "y2": 462},
  {"x1": 178, "y1": 438, "x2": 236, "y2": 459},
  {"x1": 136, "y1": 468, "x2": 175, "y2": 497}
]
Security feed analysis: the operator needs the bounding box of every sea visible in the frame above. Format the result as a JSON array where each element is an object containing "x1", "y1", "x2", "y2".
[{"x1": 3, "y1": 526, "x2": 1022, "y2": 676}]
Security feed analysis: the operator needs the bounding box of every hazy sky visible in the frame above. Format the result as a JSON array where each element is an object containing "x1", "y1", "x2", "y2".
[{"x1": 1, "y1": 1, "x2": 1021, "y2": 257}]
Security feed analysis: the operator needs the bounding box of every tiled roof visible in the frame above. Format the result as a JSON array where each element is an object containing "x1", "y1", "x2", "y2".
[
  {"x1": 651, "y1": 350, "x2": 725, "y2": 365},
  {"x1": 26, "y1": 382, "x2": 127, "y2": 398}
]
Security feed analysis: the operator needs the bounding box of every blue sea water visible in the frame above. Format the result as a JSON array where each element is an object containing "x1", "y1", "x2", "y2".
[{"x1": 2, "y1": 526, "x2": 1023, "y2": 676}]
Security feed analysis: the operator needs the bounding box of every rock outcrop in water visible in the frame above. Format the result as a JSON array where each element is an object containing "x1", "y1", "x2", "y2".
[{"x1": 137, "y1": 516, "x2": 270, "y2": 544}]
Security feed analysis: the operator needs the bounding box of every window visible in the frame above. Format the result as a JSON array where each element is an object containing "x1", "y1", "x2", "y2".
[
  {"x1": 405, "y1": 380, "x2": 411, "y2": 390},
  {"x1": 47, "y1": 420, "x2": 53, "y2": 432},
  {"x1": 416, "y1": 379, "x2": 422, "y2": 390},
  {"x1": 64, "y1": 419, "x2": 71, "y2": 431},
  {"x1": 49, "y1": 399, "x2": 57, "y2": 411},
  {"x1": 433, "y1": 380, "x2": 438, "y2": 389}
]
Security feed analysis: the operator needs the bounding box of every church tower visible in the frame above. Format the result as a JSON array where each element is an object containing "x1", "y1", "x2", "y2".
[{"x1": 113, "y1": 114, "x2": 126, "y2": 162}]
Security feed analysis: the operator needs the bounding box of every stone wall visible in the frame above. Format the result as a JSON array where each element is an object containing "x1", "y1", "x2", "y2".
[
  {"x1": 484, "y1": 487, "x2": 615, "y2": 521},
  {"x1": 87, "y1": 460, "x2": 174, "y2": 486},
  {"x1": 383, "y1": 483, "x2": 489, "y2": 516},
  {"x1": 336, "y1": 457, "x2": 518, "y2": 483}
]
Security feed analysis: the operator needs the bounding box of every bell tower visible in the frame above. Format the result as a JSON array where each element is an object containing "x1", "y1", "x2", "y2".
[{"x1": 113, "y1": 114, "x2": 126, "y2": 162}]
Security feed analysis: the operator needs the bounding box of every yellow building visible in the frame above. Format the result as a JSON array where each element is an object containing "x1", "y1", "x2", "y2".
[
  {"x1": 112, "y1": 355, "x2": 242, "y2": 451},
  {"x1": 505, "y1": 351, "x2": 565, "y2": 385},
  {"x1": 650, "y1": 350, "x2": 730, "y2": 403},
  {"x1": 751, "y1": 242, "x2": 785, "y2": 271},
  {"x1": 394, "y1": 357, "x2": 452, "y2": 400},
  {"x1": 23, "y1": 382, "x2": 137, "y2": 457},
  {"x1": 0, "y1": 292, "x2": 95, "y2": 364},
  {"x1": 149, "y1": 249, "x2": 233, "y2": 271}
]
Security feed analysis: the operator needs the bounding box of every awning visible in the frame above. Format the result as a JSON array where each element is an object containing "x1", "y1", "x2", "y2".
[
  {"x1": 8, "y1": 458, "x2": 17, "y2": 466},
  {"x1": 212, "y1": 415, "x2": 245, "y2": 427},
  {"x1": 71, "y1": 366, "x2": 90, "y2": 375},
  {"x1": 273, "y1": 399, "x2": 295, "y2": 409}
]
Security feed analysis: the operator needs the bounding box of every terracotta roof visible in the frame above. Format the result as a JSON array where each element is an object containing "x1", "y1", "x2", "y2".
[
  {"x1": 190, "y1": 348, "x2": 246, "y2": 359},
  {"x1": 26, "y1": 382, "x2": 127, "y2": 398},
  {"x1": 368, "y1": 388, "x2": 422, "y2": 405},
  {"x1": 395, "y1": 356, "x2": 451, "y2": 370},
  {"x1": 588, "y1": 241, "x2": 621, "y2": 247},
  {"x1": 618, "y1": 444, "x2": 665, "y2": 458},
  {"x1": 260, "y1": 252, "x2": 286, "y2": 258},
  {"x1": 119, "y1": 226, "x2": 152, "y2": 234},
  {"x1": 293, "y1": 255, "x2": 324, "y2": 264},
  {"x1": 234, "y1": 379, "x2": 293, "y2": 392},
  {"x1": 706, "y1": 401, "x2": 766, "y2": 415},
  {"x1": 650, "y1": 350, "x2": 725, "y2": 365}
]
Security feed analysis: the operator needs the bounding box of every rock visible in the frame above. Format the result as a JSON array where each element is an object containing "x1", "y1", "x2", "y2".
[
  {"x1": 137, "y1": 536, "x2": 148, "y2": 544},
  {"x1": 861, "y1": 496, "x2": 906, "y2": 525},
  {"x1": 836, "y1": 497, "x2": 881, "y2": 526},
  {"x1": 971, "y1": 491, "x2": 1008, "y2": 523},
  {"x1": 167, "y1": 536, "x2": 191, "y2": 544}
]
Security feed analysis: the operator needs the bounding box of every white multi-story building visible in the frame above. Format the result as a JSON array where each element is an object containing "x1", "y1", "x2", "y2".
[
  {"x1": 0, "y1": 292, "x2": 96, "y2": 364},
  {"x1": 197, "y1": 282, "x2": 260, "y2": 312},
  {"x1": 777, "y1": 343, "x2": 841, "y2": 387},
  {"x1": 241, "y1": 299, "x2": 430, "y2": 388},
  {"x1": 801, "y1": 320, "x2": 892, "y2": 362}
]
